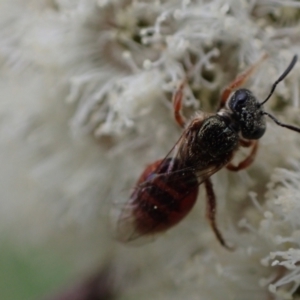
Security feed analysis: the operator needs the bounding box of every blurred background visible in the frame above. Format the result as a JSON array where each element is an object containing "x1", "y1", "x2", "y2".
[{"x1": 2, "y1": 1, "x2": 300, "y2": 299}]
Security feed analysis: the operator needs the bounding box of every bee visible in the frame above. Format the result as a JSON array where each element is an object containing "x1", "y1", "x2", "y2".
[{"x1": 114, "y1": 54, "x2": 299, "y2": 249}]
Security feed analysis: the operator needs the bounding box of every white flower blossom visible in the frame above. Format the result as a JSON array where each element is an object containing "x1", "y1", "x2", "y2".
[{"x1": 2, "y1": 0, "x2": 300, "y2": 299}]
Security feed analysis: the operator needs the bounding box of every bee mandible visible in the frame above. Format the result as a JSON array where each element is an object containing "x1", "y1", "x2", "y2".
[{"x1": 115, "y1": 54, "x2": 299, "y2": 250}]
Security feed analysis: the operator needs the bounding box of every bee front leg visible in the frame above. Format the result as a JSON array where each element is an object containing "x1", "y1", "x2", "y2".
[
  {"x1": 226, "y1": 140, "x2": 258, "y2": 171},
  {"x1": 204, "y1": 178, "x2": 233, "y2": 251},
  {"x1": 172, "y1": 81, "x2": 187, "y2": 128},
  {"x1": 218, "y1": 54, "x2": 268, "y2": 109}
]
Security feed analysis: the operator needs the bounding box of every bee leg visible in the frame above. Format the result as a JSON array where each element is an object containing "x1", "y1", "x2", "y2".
[
  {"x1": 226, "y1": 140, "x2": 258, "y2": 171},
  {"x1": 239, "y1": 139, "x2": 252, "y2": 147},
  {"x1": 204, "y1": 178, "x2": 233, "y2": 251},
  {"x1": 173, "y1": 81, "x2": 187, "y2": 128},
  {"x1": 218, "y1": 54, "x2": 268, "y2": 109}
]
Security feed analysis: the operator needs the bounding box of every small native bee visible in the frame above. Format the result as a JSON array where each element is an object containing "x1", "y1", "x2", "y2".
[{"x1": 115, "y1": 54, "x2": 299, "y2": 249}]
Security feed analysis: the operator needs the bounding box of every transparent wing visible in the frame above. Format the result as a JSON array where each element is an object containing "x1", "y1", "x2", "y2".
[{"x1": 112, "y1": 118, "x2": 230, "y2": 245}]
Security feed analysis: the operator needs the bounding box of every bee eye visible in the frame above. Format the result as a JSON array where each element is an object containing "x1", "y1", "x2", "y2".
[
  {"x1": 230, "y1": 89, "x2": 249, "y2": 111},
  {"x1": 236, "y1": 90, "x2": 248, "y2": 103}
]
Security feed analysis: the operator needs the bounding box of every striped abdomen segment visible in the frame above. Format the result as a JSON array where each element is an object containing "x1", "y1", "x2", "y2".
[{"x1": 131, "y1": 158, "x2": 199, "y2": 235}]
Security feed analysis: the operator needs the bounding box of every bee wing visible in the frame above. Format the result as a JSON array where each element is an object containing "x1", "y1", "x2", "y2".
[
  {"x1": 111, "y1": 198, "x2": 158, "y2": 246},
  {"x1": 114, "y1": 165, "x2": 228, "y2": 245},
  {"x1": 195, "y1": 162, "x2": 228, "y2": 184},
  {"x1": 112, "y1": 131, "x2": 191, "y2": 245},
  {"x1": 113, "y1": 114, "x2": 230, "y2": 245}
]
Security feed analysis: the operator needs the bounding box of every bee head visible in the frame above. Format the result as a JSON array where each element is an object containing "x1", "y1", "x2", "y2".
[{"x1": 228, "y1": 88, "x2": 266, "y2": 139}]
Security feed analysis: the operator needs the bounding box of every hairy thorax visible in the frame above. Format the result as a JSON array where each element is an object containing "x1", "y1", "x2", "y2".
[{"x1": 180, "y1": 115, "x2": 240, "y2": 169}]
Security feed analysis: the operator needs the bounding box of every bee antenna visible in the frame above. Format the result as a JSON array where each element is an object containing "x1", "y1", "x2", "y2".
[
  {"x1": 263, "y1": 111, "x2": 300, "y2": 133},
  {"x1": 260, "y1": 55, "x2": 298, "y2": 106}
]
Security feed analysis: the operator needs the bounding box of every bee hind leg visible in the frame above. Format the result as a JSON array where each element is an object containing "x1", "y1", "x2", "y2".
[
  {"x1": 226, "y1": 140, "x2": 258, "y2": 171},
  {"x1": 204, "y1": 178, "x2": 234, "y2": 251}
]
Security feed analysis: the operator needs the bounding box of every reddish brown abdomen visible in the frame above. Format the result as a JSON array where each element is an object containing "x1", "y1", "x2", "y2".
[{"x1": 131, "y1": 158, "x2": 199, "y2": 236}]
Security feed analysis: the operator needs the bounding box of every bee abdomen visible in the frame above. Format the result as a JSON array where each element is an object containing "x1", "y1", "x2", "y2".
[{"x1": 132, "y1": 161, "x2": 199, "y2": 235}]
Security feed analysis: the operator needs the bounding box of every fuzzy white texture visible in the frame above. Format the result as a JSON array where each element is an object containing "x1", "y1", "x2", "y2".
[{"x1": 2, "y1": 0, "x2": 300, "y2": 299}]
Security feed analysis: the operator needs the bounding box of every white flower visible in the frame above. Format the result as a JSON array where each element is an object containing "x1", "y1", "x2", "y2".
[{"x1": 2, "y1": 0, "x2": 300, "y2": 299}]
